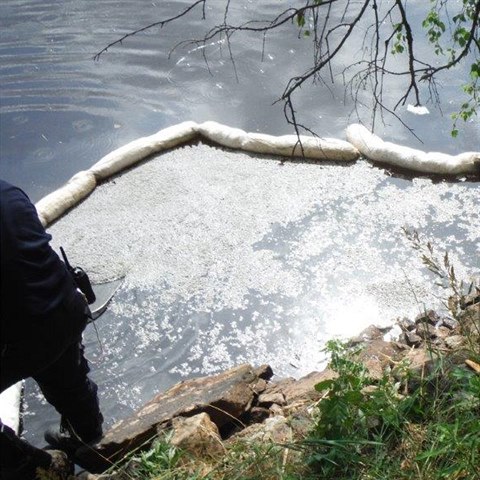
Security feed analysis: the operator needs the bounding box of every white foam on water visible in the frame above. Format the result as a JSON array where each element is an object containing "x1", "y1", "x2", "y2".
[{"x1": 45, "y1": 143, "x2": 478, "y2": 387}]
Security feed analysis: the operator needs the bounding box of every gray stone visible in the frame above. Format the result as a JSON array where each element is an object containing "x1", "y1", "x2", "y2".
[
  {"x1": 255, "y1": 364, "x2": 274, "y2": 380},
  {"x1": 353, "y1": 339, "x2": 400, "y2": 380},
  {"x1": 440, "y1": 317, "x2": 457, "y2": 330},
  {"x1": 269, "y1": 403, "x2": 284, "y2": 416},
  {"x1": 288, "y1": 408, "x2": 314, "y2": 439},
  {"x1": 349, "y1": 324, "x2": 393, "y2": 345},
  {"x1": 248, "y1": 407, "x2": 270, "y2": 424},
  {"x1": 405, "y1": 332, "x2": 423, "y2": 347},
  {"x1": 401, "y1": 348, "x2": 438, "y2": 377},
  {"x1": 397, "y1": 317, "x2": 415, "y2": 332},
  {"x1": 263, "y1": 369, "x2": 337, "y2": 403},
  {"x1": 460, "y1": 291, "x2": 480, "y2": 309},
  {"x1": 231, "y1": 416, "x2": 292, "y2": 444},
  {"x1": 392, "y1": 340, "x2": 409, "y2": 350},
  {"x1": 435, "y1": 326, "x2": 451, "y2": 339},
  {"x1": 415, "y1": 322, "x2": 437, "y2": 340}
]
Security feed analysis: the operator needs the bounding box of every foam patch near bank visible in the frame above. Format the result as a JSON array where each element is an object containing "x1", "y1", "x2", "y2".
[{"x1": 46, "y1": 143, "x2": 478, "y2": 382}]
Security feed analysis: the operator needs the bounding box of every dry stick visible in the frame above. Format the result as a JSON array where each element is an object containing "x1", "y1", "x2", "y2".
[{"x1": 465, "y1": 359, "x2": 480, "y2": 374}]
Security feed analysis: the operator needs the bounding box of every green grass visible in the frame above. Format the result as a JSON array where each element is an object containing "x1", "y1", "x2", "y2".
[{"x1": 303, "y1": 340, "x2": 480, "y2": 480}]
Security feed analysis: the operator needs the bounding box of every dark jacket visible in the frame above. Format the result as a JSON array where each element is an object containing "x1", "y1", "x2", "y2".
[{"x1": 0, "y1": 179, "x2": 77, "y2": 343}]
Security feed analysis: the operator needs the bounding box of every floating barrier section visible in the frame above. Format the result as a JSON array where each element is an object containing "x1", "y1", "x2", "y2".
[
  {"x1": 346, "y1": 124, "x2": 480, "y2": 176},
  {"x1": 34, "y1": 121, "x2": 479, "y2": 227}
]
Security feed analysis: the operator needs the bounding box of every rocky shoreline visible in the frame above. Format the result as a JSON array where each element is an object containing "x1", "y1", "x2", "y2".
[{"x1": 73, "y1": 290, "x2": 479, "y2": 479}]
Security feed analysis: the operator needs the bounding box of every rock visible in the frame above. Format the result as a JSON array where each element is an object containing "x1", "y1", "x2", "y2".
[
  {"x1": 397, "y1": 317, "x2": 415, "y2": 332},
  {"x1": 354, "y1": 339, "x2": 400, "y2": 380},
  {"x1": 415, "y1": 310, "x2": 440, "y2": 326},
  {"x1": 231, "y1": 416, "x2": 293, "y2": 444},
  {"x1": 392, "y1": 341, "x2": 409, "y2": 350},
  {"x1": 257, "y1": 392, "x2": 286, "y2": 407},
  {"x1": 248, "y1": 407, "x2": 270, "y2": 424},
  {"x1": 349, "y1": 324, "x2": 389, "y2": 345},
  {"x1": 401, "y1": 348, "x2": 438, "y2": 377},
  {"x1": 415, "y1": 323, "x2": 437, "y2": 340},
  {"x1": 170, "y1": 413, "x2": 223, "y2": 459},
  {"x1": 287, "y1": 408, "x2": 314, "y2": 439},
  {"x1": 255, "y1": 364, "x2": 274, "y2": 380},
  {"x1": 434, "y1": 326, "x2": 451, "y2": 339},
  {"x1": 269, "y1": 403, "x2": 284, "y2": 416},
  {"x1": 444, "y1": 335, "x2": 465, "y2": 350},
  {"x1": 263, "y1": 369, "x2": 337, "y2": 404},
  {"x1": 440, "y1": 317, "x2": 457, "y2": 330},
  {"x1": 253, "y1": 378, "x2": 268, "y2": 394},
  {"x1": 460, "y1": 290, "x2": 480, "y2": 309},
  {"x1": 405, "y1": 332, "x2": 423, "y2": 347},
  {"x1": 81, "y1": 364, "x2": 268, "y2": 472},
  {"x1": 75, "y1": 471, "x2": 126, "y2": 480},
  {"x1": 75, "y1": 474, "x2": 101, "y2": 480},
  {"x1": 459, "y1": 302, "x2": 479, "y2": 335}
]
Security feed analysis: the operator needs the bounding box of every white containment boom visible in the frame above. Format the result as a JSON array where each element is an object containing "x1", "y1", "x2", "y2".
[
  {"x1": 0, "y1": 382, "x2": 23, "y2": 434},
  {"x1": 346, "y1": 123, "x2": 480, "y2": 176},
  {"x1": 31, "y1": 121, "x2": 479, "y2": 229}
]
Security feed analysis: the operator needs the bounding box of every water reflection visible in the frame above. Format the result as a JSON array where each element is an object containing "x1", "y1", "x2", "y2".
[{"x1": 1, "y1": 0, "x2": 479, "y2": 201}]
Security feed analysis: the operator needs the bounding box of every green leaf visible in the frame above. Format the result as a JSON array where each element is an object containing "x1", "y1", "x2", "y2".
[
  {"x1": 315, "y1": 379, "x2": 335, "y2": 392},
  {"x1": 296, "y1": 12, "x2": 305, "y2": 28}
]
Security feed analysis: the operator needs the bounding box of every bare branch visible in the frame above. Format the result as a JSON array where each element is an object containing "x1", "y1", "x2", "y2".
[
  {"x1": 94, "y1": 0, "x2": 480, "y2": 140},
  {"x1": 394, "y1": 0, "x2": 421, "y2": 108},
  {"x1": 281, "y1": 0, "x2": 371, "y2": 100}
]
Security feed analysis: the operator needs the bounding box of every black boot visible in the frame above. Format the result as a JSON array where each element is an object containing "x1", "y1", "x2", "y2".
[
  {"x1": 1, "y1": 449, "x2": 72, "y2": 480},
  {"x1": 1, "y1": 421, "x2": 72, "y2": 479},
  {"x1": 44, "y1": 416, "x2": 103, "y2": 456}
]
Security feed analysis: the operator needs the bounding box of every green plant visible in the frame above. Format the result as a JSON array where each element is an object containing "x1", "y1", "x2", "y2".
[
  {"x1": 403, "y1": 227, "x2": 480, "y2": 357},
  {"x1": 413, "y1": 366, "x2": 480, "y2": 479},
  {"x1": 129, "y1": 433, "x2": 185, "y2": 479},
  {"x1": 304, "y1": 338, "x2": 480, "y2": 480},
  {"x1": 305, "y1": 340, "x2": 406, "y2": 477}
]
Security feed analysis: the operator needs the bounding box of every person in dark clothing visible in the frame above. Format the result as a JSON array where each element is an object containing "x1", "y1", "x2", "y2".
[{"x1": 0, "y1": 179, "x2": 103, "y2": 479}]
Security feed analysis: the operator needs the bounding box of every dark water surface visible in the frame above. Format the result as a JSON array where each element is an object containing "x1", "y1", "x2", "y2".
[
  {"x1": 0, "y1": 0, "x2": 479, "y2": 446},
  {"x1": 1, "y1": 0, "x2": 479, "y2": 201}
]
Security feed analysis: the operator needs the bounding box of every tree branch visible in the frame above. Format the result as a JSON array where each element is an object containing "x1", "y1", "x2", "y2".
[
  {"x1": 419, "y1": 0, "x2": 480, "y2": 81},
  {"x1": 394, "y1": 0, "x2": 421, "y2": 108}
]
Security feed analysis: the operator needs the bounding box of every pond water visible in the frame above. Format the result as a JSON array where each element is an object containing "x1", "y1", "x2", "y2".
[{"x1": 0, "y1": 0, "x2": 478, "y2": 446}]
